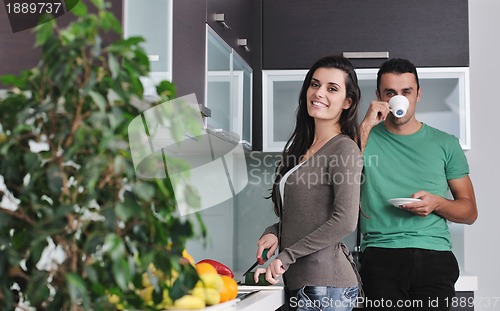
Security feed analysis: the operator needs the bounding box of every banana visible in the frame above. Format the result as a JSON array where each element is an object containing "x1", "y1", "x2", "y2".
[{"x1": 165, "y1": 294, "x2": 206, "y2": 310}]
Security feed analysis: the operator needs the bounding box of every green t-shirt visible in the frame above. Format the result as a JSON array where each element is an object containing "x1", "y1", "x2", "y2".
[{"x1": 361, "y1": 123, "x2": 469, "y2": 251}]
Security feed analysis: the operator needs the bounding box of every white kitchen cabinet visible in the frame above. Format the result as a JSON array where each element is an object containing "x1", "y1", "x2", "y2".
[
  {"x1": 206, "y1": 26, "x2": 253, "y2": 148},
  {"x1": 357, "y1": 67, "x2": 471, "y2": 149},
  {"x1": 262, "y1": 68, "x2": 470, "y2": 152},
  {"x1": 123, "y1": 0, "x2": 173, "y2": 95},
  {"x1": 261, "y1": 70, "x2": 305, "y2": 152}
]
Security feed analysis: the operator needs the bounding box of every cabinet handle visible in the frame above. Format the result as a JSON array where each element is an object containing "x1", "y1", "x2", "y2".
[
  {"x1": 343, "y1": 52, "x2": 389, "y2": 59},
  {"x1": 148, "y1": 55, "x2": 160, "y2": 62},
  {"x1": 238, "y1": 38, "x2": 251, "y2": 53},
  {"x1": 215, "y1": 13, "x2": 230, "y2": 30},
  {"x1": 199, "y1": 105, "x2": 211, "y2": 118}
]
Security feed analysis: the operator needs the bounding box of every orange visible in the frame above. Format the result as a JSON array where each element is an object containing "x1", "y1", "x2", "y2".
[
  {"x1": 195, "y1": 262, "x2": 218, "y2": 275},
  {"x1": 219, "y1": 275, "x2": 238, "y2": 303}
]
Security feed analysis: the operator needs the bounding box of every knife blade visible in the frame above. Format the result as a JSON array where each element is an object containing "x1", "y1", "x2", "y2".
[
  {"x1": 236, "y1": 290, "x2": 259, "y2": 300},
  {"x1": 242, "y1": 248, "x2": 269, "y2": 277}
]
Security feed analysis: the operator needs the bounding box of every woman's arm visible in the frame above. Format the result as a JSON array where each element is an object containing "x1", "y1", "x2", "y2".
[{"x1": 277, "y1": 141, "x2": 362, "y2": 270}]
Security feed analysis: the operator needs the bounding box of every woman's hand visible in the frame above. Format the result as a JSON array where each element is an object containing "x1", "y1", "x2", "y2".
[
  {"x1": 254, "y1": 234, "x2": 282, "y2": 285},
  {"x1": 254, "y1": 259, "x2": 285, "y2": 285},
  {"x1": 256, "y1": 233, "x2": 278, "y2": 262}
]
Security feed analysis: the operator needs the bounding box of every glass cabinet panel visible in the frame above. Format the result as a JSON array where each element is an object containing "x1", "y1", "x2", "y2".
[
  {"x1": 206, "y1": 26, "x2": 253, "y2": 148},
  {"x1": 207, "y1": 30, "x2": 232, "y2": 132},
  {"x1": 123, "y1": 0, "x2": 172, "y2": 95},
  {"x1": 262, "y1": 71, "x2": 306, "y2": 152},
  {"x1": 233, "y1": 54, "x2": 253, "y2": 146}
]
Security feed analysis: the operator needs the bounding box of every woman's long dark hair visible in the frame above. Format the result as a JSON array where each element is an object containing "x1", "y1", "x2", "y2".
[{"x1": 270, "y1": 55, "x2": 361, "y2": 216}]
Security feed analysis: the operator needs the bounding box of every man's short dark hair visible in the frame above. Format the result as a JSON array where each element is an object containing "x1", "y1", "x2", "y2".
[{"x1": 377, "y1": 58, "x2": 420, "y2": 93}]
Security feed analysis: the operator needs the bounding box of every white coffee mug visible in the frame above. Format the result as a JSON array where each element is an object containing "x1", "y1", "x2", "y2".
[{"x1": 388, "y1": 95, "x2": 409, "y2": 118}]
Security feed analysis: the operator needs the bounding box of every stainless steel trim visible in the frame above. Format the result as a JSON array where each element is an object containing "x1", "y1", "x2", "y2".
[
  {"x1": 238, "y1": 38, "x2": 251, "y2": 52},
  {"x1": 199, "y1": 104, "x2": 211, "y2": 118},
  {"x1": 214, "y1": 13, "x2": 225, "y2": 22},
  {"x1": 206, "y1": 127, "x2": 239, "y2": 144},
  {"x1": 214, "y1": 13, "x2": 230, "y2": 29},
  {"x1": 342, "y1": 51, "x2": 390, "y2": 59}
]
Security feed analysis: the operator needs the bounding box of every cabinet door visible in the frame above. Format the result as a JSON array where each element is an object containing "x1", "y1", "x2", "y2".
[
  {"x1": 124, "y1": 0, "x2": 172, "y2": 76},
  {"x1": 207, "y1": 28, "x2": 233, "y2": 132},
  {"x1": 124, "y1": 0, "x2": 172, "y2": 96},
  {"x1": 206, "y1": 27, "x2": 253, "y2": 148},
  {"x1": 206, "y1": 0, "x2": 263, "y2": 150},
  {"x1": 262, "y1": 70, "x2": 306, "y2": 152},
  {"x1": 263, "y1": 0, "x2": 469, "y2": 69},
  {"x1": 233, "y1": 54, "x2": 253, "y2": 146}
]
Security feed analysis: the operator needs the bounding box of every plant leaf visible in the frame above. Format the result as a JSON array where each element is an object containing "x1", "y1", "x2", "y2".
[
  {"x1": 90, "y1": 0, "x2": 104, "y2": 10},
  {"x1": 34, "y1": 19, "x2": 55, "y2": 47},
  {"x1": 104, "y1": 233, "x2": 125, "y2": 261},
  {"x1": 63, "y1": 0, "x2": 79, "y2": 11},
  {"x1": 0, "y1": 73, "x2": 27, "y2": 88},
  {"x1": 89, "y1": 90, "x2": 107, "y2": 112},
  {"x1": 156, "y1": 80, "x2": 176, "y2": 99},
  {"x1": 27, "y1": 272, "x2": 51, "y2": 305},
  {"x1": 66, "y1": 273, "x2": 90, "y2": 307},
  {"x1": 99, "y1": 11, "x2": 122, "y2": 33},
  {"x1": 68, "y1": 0, "x2": 88, "y2": 16},
  {"x1": 112, "y1": 258, "x2": 130, "y2": 290},
  {"x1": 108, "y1": 54, "x2": 120, "y2": 79}
]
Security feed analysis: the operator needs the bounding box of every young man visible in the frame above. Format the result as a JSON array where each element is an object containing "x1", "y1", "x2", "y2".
[{"x1": 358, "y1": 58, "x2": 477, "y2": 310}]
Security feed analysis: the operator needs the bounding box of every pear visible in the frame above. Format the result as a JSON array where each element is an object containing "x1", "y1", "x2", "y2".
[
  {"x1": 195, "y1": 273, "x2": 224, "y2": 292},
  {"x1": 192, "y1": 287, "x2": 221, "y2": 305}
]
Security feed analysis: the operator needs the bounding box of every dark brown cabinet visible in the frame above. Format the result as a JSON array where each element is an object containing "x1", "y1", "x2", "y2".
[
  {"x1": 206, "y1": 0, "x2": 261, "y2": 68},
  {"x1": 262, "y1": 0, "x2": 469, "y2": 69},
  {"x1": 171, "y1": 0, "x2": 207, "y2": 104},
  {"x1": 0, "y1": 0, "x2": 123, "y2": 87}
]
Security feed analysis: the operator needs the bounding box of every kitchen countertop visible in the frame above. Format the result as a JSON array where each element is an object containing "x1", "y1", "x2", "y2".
[
  {"x1": 168, "y1": 286, "x2": 284, "y2": 311},
  {"x1": 229, "y1": 271, "x2": 477, "y2": 311},
  {"x1": 455, "y1": 271, "x2": 478, "y2": 291},
  {"x1": 233, "y1": 286, "x2": 284, "y2": 310},
  {"x1": 227, "y1": 273, "x2": 478, "y2": 311},
  {"x1": 169, "y1": 271, "x2": 477, "y2": 311},
  {"x1": 233, "y1": 270, "x2": 478, "y2": 291}
]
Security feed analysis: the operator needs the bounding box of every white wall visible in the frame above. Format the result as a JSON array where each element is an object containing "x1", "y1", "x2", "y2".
[{"x1": 466, "y1": 1, "x2": 500, "y2": 309}]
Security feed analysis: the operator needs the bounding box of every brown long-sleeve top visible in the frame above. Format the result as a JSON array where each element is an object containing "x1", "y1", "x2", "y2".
[{"x1": 262, "y1": 134, "x2": 362, "y2": 290}]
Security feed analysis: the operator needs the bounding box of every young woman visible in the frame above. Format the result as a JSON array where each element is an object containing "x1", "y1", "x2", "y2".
[{"x1": 254, "y1": 55, "x2": 363, "y2": 311}]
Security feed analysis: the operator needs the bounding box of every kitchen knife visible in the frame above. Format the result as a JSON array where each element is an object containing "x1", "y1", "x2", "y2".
[{"x1": 242, "y1": 248, "x2": 269, "y2": 276}]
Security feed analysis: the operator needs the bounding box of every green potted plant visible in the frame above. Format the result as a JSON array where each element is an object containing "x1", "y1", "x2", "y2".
[{"x1": 0, "y1": 0, "x2": 205, "y2": 309}]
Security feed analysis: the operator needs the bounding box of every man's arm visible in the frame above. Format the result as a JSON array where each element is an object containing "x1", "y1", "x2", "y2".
[
  {"x1": 359, "y1": 122, "x2": 373, "y2": 153},
  {"x1": 436, "y1": 176, "x2": 477, "y2": 224},
  {"x1": 402, "y1": 175, "x2": 478, "y2": 224},
  {"x1": 359, "y1": 101, "x2": 390, "y2": 152}
]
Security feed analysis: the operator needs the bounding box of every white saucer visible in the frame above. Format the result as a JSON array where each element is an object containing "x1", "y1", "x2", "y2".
[{"x1": 387, "y1": 198, "x2": 421, "y2": 207}]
